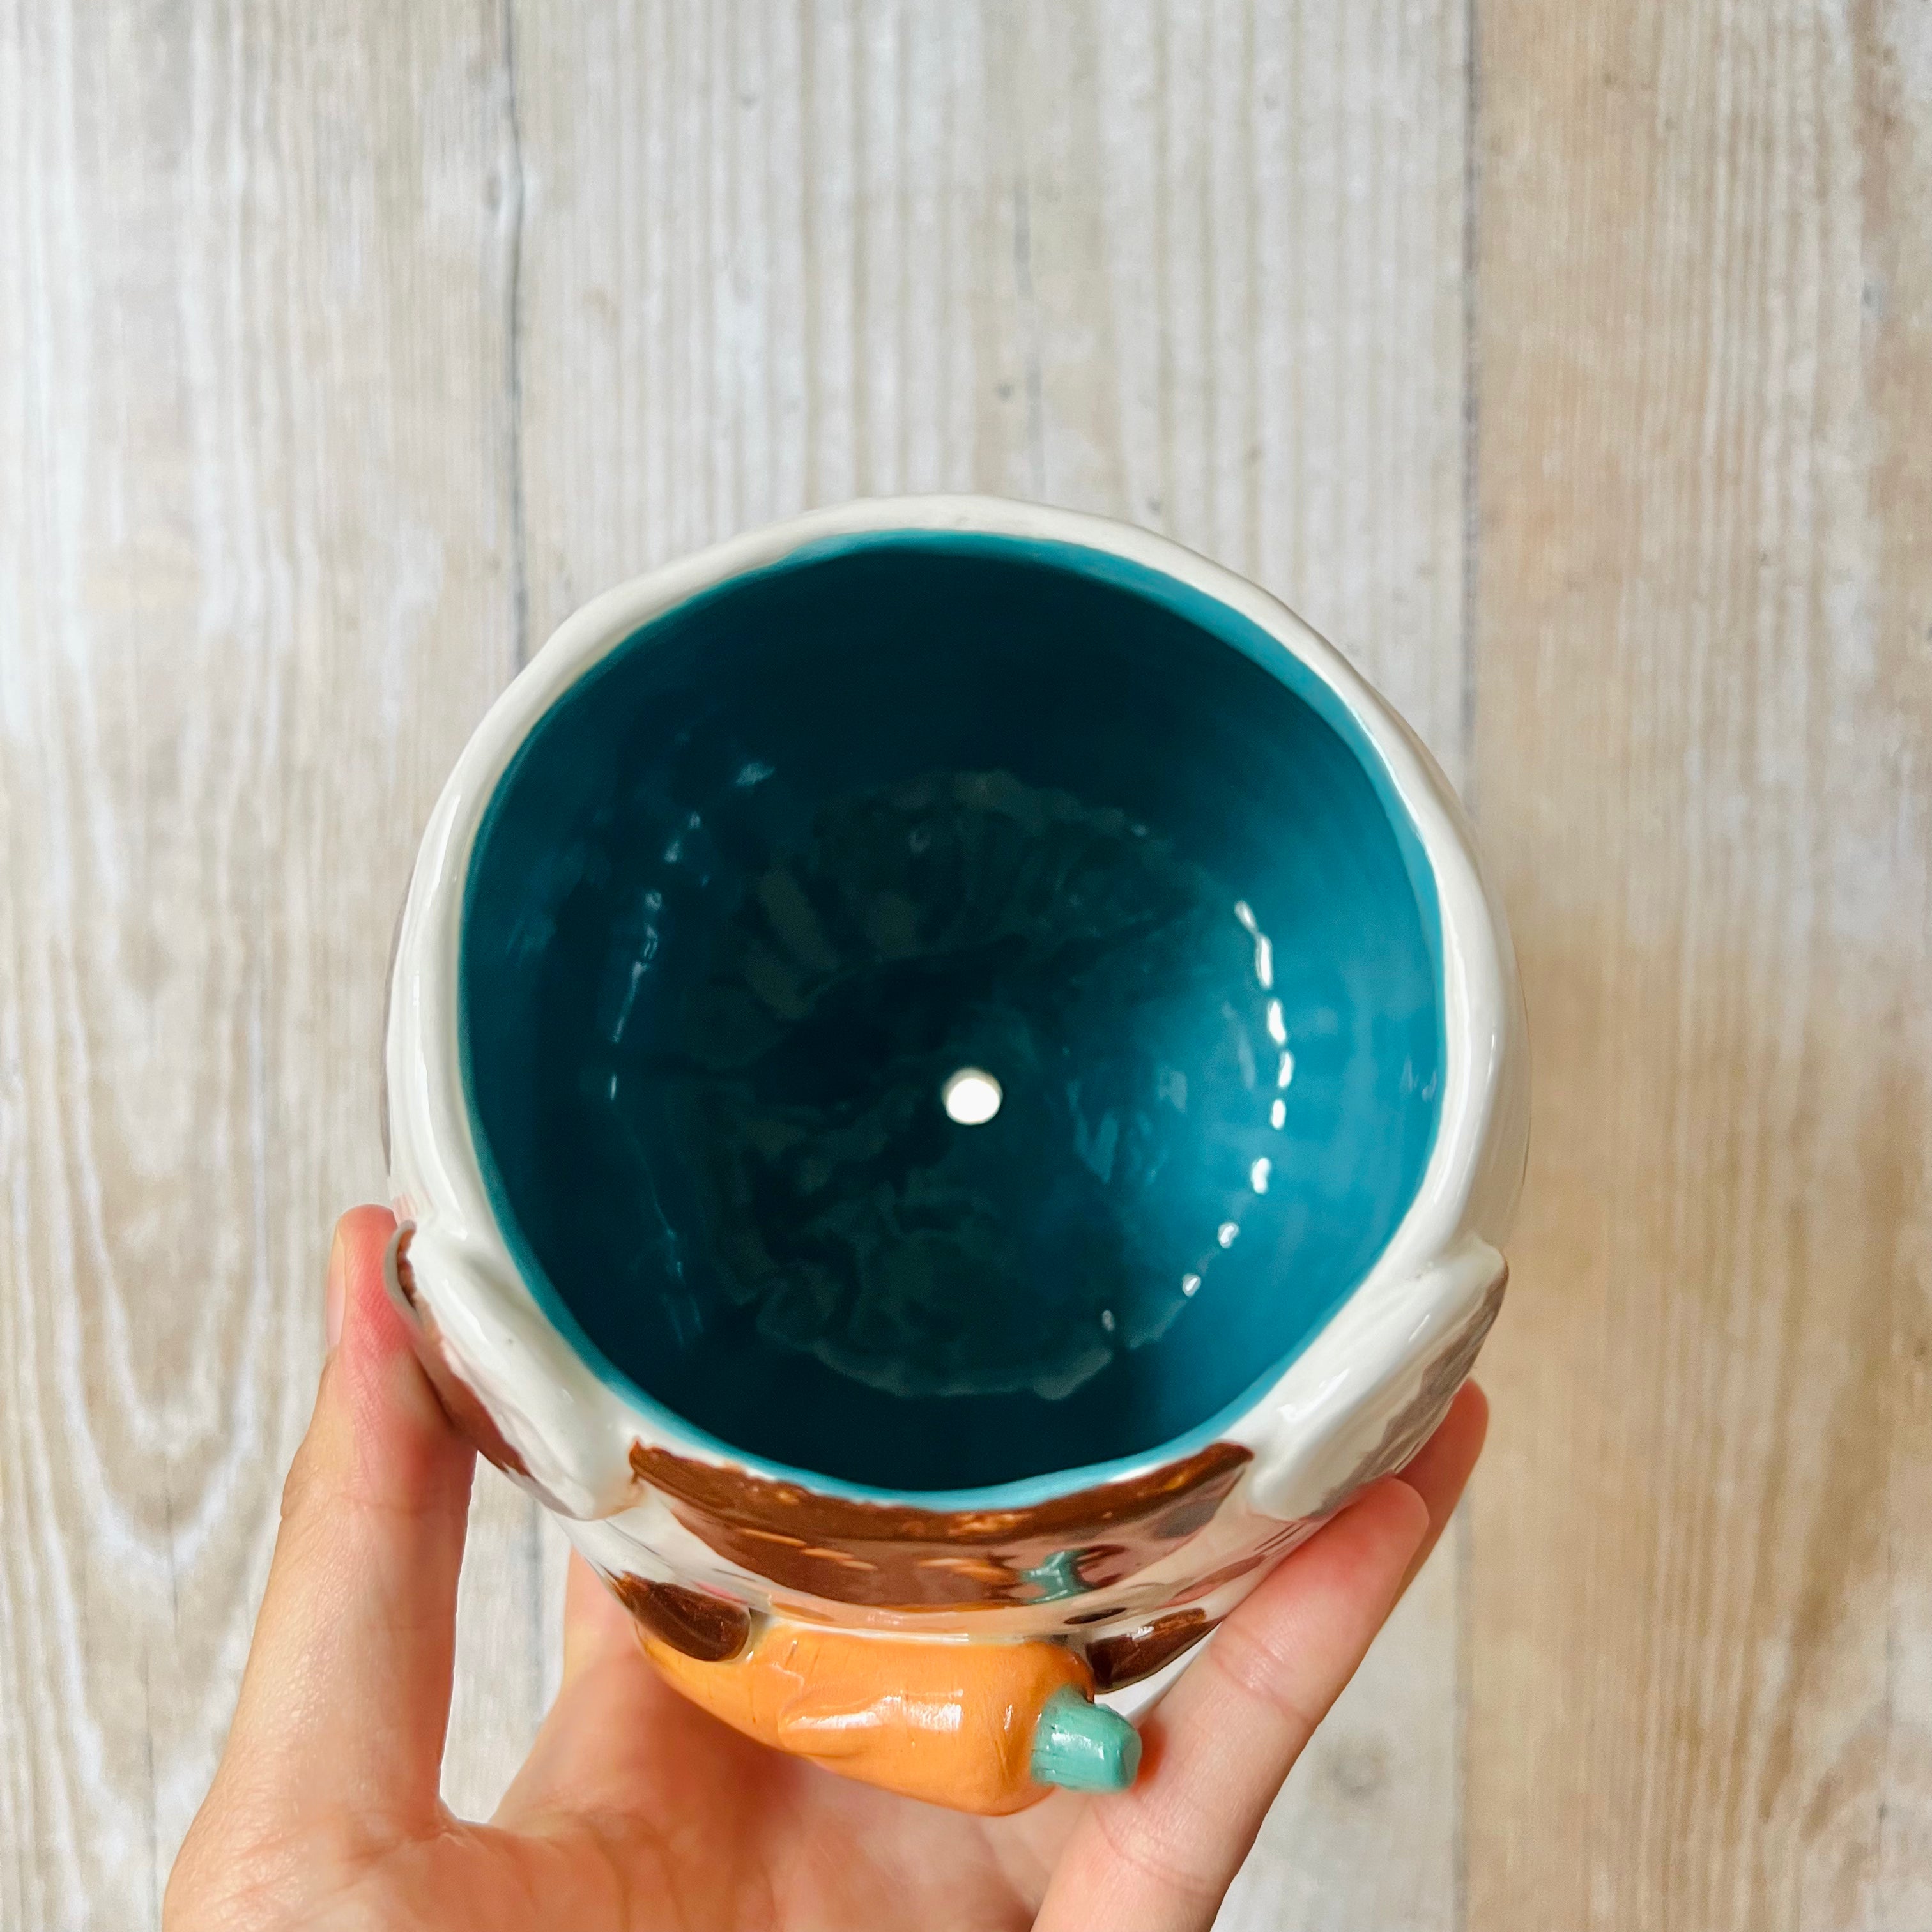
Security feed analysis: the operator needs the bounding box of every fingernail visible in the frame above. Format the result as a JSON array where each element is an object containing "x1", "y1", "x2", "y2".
[{"x1": 326, "y1": 1223, "x2": 348, "y2": 1353}]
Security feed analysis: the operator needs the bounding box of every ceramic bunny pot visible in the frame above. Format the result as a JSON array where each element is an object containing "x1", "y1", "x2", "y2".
[{"x1": 381, "y1": 497, "x2": 1528, "y2": 1815}]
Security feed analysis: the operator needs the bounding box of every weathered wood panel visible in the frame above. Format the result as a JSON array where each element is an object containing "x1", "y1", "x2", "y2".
[
  {"x1": 0, "y1": 3, "x2": 519, "y2": 1922},
  {"x1": 23, "y1": 0, "x2": 1924, "y2": 1925},
  {"x1": 1466, "y1": 1, "x2": 1932, "y2": 1924}
]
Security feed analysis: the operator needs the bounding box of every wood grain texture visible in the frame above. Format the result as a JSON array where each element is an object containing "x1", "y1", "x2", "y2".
[
  {"x1": 1466, "y1": 1, "x2": 1932, "y2": 1926},
  {"x1": 13, "y1": 0, "x2": 1927, "y2": 1927},
  {"x1": 1857, "y1": 13, "x2": 1932, "y2": 1922},
  {"x1": 0, "y1": 1, "x2": 523, "y2": 1922},
  {"x1": 509, "y1": 3, "x2": 1473, "y2": 1922}
]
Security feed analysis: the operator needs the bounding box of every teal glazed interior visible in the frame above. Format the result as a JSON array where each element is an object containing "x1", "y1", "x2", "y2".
[{"x1": 460, "y1": 533, "x2": 1444, "y2": 1493}]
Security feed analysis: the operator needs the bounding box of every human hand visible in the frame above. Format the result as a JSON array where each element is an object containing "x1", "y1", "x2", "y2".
[{"x1": 166, "y1": 1206, "x2": 1487, "y2": 1931}]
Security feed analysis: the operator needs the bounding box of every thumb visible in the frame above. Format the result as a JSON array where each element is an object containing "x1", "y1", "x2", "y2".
[{"x1": 208, "y1": 1206, "x2": 474, "y2": 1839}]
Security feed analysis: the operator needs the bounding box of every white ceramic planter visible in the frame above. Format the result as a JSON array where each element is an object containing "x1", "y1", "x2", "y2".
[{"x1": 382, "y1": 496, "x2": 1528, "y2": 1812}]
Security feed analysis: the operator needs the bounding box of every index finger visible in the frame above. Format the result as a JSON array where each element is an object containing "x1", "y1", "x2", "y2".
[{"x1": 1032, "y1": 1383, "x2": 1488, "y2": 1932}]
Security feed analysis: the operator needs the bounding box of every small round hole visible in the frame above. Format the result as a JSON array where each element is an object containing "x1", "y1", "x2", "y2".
[{"x1": 942, "y1": 1066, "x2": 1002, "y2": 1126}]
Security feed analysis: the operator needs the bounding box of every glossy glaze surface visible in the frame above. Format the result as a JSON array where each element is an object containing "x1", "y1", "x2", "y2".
[
  {"x1": 460, "y1": 534, "x2": 1445, "y2": 1490},
  {"x1": 636, "y1": 1620, "x2": 1107, "y2": 1813}
]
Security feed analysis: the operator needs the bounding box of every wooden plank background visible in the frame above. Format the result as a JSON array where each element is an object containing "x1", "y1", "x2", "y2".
[{"x1": 0, "y1": 2, "x2": 1924, "y2": 1927}]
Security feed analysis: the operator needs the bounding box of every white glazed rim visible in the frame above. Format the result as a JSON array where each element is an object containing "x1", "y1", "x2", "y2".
[{"x1": 385, "y1": 495, "x2": 1524, "y2": 1521}]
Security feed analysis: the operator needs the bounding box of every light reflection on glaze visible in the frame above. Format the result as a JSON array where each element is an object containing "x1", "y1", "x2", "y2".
[{"x1": 1232, "y1": 900, "x2": 1275, "y2": 991}]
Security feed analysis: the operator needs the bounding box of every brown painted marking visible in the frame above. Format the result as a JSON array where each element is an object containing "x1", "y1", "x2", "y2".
[
  {"x1": 1086, "y1": 1608, "x2": 1219, "y2": 1690},
  {"x1": 629, "y1": 1437, "x2": 1252, "y2": 1609},
  {"x1": 609, "y1": 1573, "x2": 751, "y2": 1663},
  {"x1": 389, "y1": 1225, "x2": 532, "y2": 1481}
]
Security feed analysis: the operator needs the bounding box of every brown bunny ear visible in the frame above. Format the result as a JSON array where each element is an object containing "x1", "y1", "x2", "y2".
[
  {"x1": 604, "y1": 1572, "x2": 751, "y2": 1662},
  {"x1": 1084, "y1": 1608, "x2": 1218, "y2": 1692}
]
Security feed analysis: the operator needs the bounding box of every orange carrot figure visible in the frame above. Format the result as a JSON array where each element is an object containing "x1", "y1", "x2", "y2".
[{"x1": 639, "y1": 1620, "x2": 1140, "y2": 1815}]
